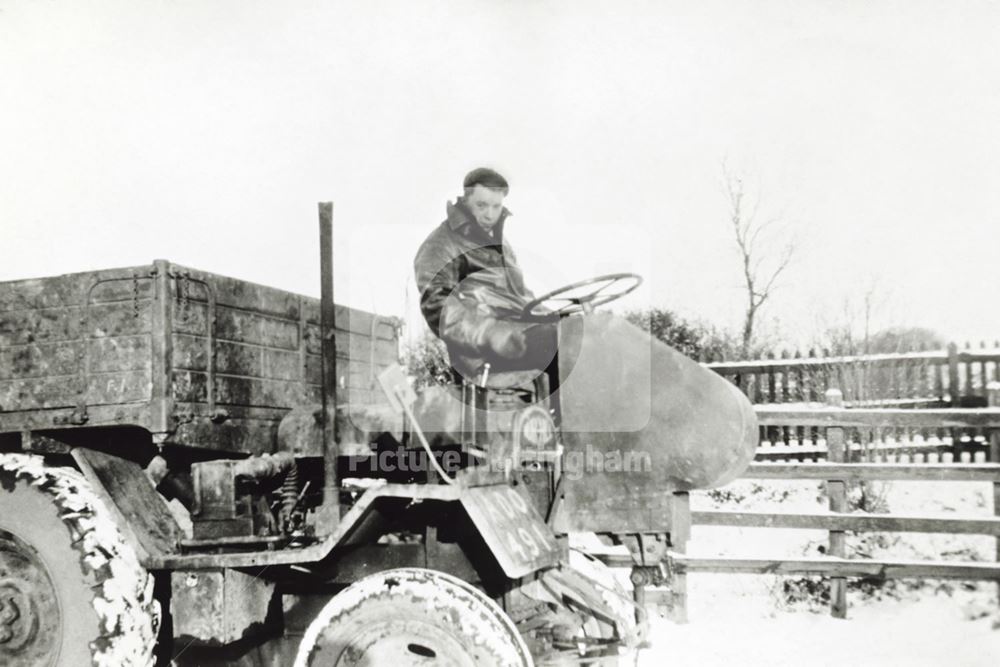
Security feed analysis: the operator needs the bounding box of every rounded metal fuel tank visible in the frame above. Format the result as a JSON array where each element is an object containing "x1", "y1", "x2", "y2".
[{"x1": 552, "y1": 313, "x2": 758, "y2": 533}]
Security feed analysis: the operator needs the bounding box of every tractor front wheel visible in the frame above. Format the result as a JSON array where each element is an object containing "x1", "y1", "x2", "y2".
[
  {"x1": 294, "y1": 568, "x2": 533, "y2": 667},
  {"x1": 0, "y1": 453, "x2": 159, "y2": 667}
]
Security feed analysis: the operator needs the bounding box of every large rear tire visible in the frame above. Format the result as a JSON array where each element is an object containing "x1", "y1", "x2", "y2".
[
  {"x1": 294, "y1": 568, "x2": 533, "y2": 667},
  {"x1": 0, "y1": 453, "x2": 159, "y2": 667}
]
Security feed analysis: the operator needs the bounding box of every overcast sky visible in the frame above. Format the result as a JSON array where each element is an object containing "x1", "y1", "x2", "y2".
[{"x1": 2, "y1": 1, "x2": 999, "y2": 349}]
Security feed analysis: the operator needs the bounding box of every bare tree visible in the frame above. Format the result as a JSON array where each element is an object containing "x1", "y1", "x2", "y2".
[
  {"x1": 816, "y1": 277, "x2": 885, "y2": 356},
  {"x1": 723, "y1": 164, "x2": 794, "y2": 356}
]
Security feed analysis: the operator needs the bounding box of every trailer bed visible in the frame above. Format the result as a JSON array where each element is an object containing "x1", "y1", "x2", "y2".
[{"x1": 0, "y1": 260, "x2": 398, "y2": 454}]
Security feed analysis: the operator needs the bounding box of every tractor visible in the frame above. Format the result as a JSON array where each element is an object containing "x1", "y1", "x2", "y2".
[{"x1": 0, "y1": 204, "x2": 757, "y2": 666}]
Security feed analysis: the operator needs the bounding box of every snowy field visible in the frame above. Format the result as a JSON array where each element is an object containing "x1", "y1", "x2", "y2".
[
  {"x1": 639, "y1": 595, "x2": 1000, "y2": 667},
  {"x1": 628, "y1": 479, "x2": 1000, "y2": 667}
]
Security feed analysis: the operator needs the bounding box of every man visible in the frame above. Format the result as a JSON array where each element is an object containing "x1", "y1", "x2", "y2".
[{"x1": 414, "y1": 167, "x2": 557, "y2": 382}]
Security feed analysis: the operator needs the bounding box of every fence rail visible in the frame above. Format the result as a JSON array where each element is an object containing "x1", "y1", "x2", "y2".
[
  {"x1": 745, "y1": 462, "x2": 1000, "y2": 481},
  {"x1": 670, "y1": 555, "x2": 1000, "y2": 581},
  {"x1": 692, "y1": 509, "x2": 1000, "y2": 535},
  {"x1": 755, "y1": 406, "x2": 1000, "y2": 428},
  {"x1": 748, "y1": 390, "x2": 1000, "y2": 463}
]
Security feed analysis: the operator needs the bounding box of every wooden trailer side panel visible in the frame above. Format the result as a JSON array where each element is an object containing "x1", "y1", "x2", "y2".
[
  {"x1": 0, "y1": 268, "x2": 156, "y2": 430},
  {"x1": 167, "y1": 265, "x2": 399, "y2": 453},
  {"x1": 0, "y1": 263, "x2": 399, "y2": 455}
]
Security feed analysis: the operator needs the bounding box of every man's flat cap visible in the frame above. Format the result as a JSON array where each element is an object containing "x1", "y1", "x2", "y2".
[{"x1": 463, "y1": 167, "x2": 509, "y2": 192}]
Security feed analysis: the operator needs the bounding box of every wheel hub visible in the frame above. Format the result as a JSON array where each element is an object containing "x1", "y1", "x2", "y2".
[
  {"x1": 337, "y1": 619, "x2": 474, "y2": 667},
  {"x1": 0, "y1": 582, "x2": 31, "y2": 647},
  {"x1": 0, "y1": 530, "x2": 61, "y2": 665}
]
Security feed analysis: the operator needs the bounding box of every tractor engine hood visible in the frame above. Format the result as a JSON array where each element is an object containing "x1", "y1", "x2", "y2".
[{"x1": 551, "y1": 313, "x2": 757, "y2": 534}]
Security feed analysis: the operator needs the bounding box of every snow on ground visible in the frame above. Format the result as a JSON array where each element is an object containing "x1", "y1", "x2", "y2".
[
  {"x1": 630, "y1": 479, "x2": 1000, "y2": 666},
  {"x1": 638, "y1": 596, "x2": 1000, "y2": 667}
]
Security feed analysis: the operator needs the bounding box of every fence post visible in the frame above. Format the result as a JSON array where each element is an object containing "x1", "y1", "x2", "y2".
[
  {"x1": 825, "y1": 387, "x2": 848, "y2": 619},
  {"x1": 669, "y1": 491, "x2": 691, "y2": 623},
  {"x1": 989, "y1": 382, "x2": 1000, "y2": 609},
  {"x1": 947, "y1": 342, "x2": 960, "y2": 405},
  {"x1": 948, "y1": 342, "x2": 962, "y2": 460}
]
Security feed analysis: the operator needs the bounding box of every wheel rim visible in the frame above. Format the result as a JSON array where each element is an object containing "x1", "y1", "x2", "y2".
[
  {"x1": 0, "y1": 529, "x2": 61, "y2": 667},
  {"x1": 296, "y1": 568, "x2": 533, "y2": 667}
]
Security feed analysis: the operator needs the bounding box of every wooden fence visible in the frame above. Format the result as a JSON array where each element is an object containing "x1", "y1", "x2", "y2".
[
  {"x1": 707, "y1": 347, "x2": 1000, "y2": 462},
  {"x1": 705, "y1": 342, "x2": 1000, "y2": 409},
  {"x1": 662, "y1": 390, "x2": 1000, "y2": 621}
]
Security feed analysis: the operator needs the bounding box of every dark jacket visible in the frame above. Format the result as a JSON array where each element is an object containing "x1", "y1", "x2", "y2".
[{"x1": 414, "y1": 199, "x2": 536, "y2": 377}]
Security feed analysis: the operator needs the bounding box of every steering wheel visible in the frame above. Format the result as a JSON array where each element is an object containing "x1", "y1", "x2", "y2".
[{"x1": 521, "y1": 273, "x2": 643, "y2": 319}]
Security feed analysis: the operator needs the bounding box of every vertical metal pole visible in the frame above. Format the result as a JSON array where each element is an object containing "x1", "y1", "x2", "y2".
[{"x1": 318, "y1": 203, "x2": 339, "y2": 525}]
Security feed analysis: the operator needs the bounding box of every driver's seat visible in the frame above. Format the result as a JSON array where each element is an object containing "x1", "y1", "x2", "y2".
[
  {"x1": 456, "y1": 365, "x2": 553, "y2": 419},
  {"x1": 449, "y1": 364, "x2": 542, "y2": 391},
  {"x1": 478, "y1": 367, "x2": 545, "y2": 391}
]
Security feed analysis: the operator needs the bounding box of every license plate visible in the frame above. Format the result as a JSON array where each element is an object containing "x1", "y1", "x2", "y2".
[{"x1": 460, "y1": 485, "x2": 563, "y2": 578}]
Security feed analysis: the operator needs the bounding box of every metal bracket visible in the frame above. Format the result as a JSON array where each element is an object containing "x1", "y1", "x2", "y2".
[
  {"x1": 53, "y1": 406, "x2": 89, "y2": 426},
  {"x1": 620, "y1": 533, "x2": 669, "y2": 566}
]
